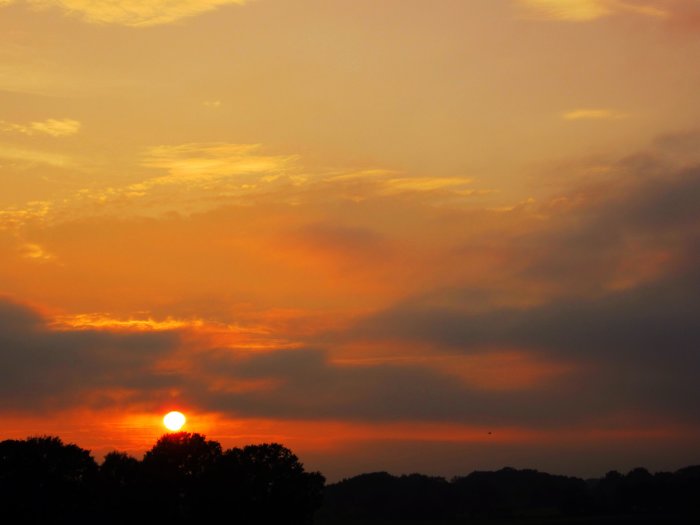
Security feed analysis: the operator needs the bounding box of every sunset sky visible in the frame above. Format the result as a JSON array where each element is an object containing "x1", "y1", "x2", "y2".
[{"x1": 2, "y1": 0, "x2": 700, "y2": 481}]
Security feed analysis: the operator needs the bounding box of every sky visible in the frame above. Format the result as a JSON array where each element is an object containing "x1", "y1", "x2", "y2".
[{"x1": 2, "y1": 0, "x2": 700, "y2": 481}]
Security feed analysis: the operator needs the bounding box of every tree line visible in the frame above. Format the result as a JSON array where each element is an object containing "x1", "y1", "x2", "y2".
[
  {"x1": 2, "y1": 433, "x2": 699, "y2": 523},
  {"x1": 0, "y1": 433, "x2": 324, "y2": 524},
  {"x1": 319, "y1": 467, "x2": 700, "y2": 522}
]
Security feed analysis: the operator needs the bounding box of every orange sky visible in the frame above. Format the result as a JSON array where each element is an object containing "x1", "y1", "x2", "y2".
[{"x1": 2, "y1": 0, "x2": 700, "y2": 481}]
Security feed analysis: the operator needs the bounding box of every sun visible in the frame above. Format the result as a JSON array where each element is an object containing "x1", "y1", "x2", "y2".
[{"x1": 163, "y1": 411, "x2": 186, "y2": 431}]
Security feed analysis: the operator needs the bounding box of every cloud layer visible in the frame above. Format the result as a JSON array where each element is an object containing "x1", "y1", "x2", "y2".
[
  {"x1": 2, "y1": 0, "x2": 247, "y2": 26},
  {"x1": 518, "y1": 0, "x2": 667, "y2": 21},
  {"x1": 2, "y1": 132, "x2": 700, "y2": 478},
  {"x1": 3, "y1": 138, "x2": 700, "y2": 424},
  {"x1": 0, "y1": 298, "x2": 179, "y2": 411},
  {"x1": 0, "y1": 118, "x2": 81, "y2": 137}
]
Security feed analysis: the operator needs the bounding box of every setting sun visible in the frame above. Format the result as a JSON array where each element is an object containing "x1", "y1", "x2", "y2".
[{"x1": 163, "y1": 411, "x2": 186, "y2": 431}]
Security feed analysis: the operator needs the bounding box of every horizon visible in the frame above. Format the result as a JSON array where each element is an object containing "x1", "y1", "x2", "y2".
[
  {"x1": 2, "y1": 0, "x2": 700, "y2": 484},
  {"x1": 5, "y1": 431, "x2": 698, "y2": 484}
]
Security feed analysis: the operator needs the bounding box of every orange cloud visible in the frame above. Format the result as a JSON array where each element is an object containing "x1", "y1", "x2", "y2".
[
  {"x1": 0, "y1": 144, "x2": 73, "y2": 168},
  {"x1": 330, "y1": 345, "x2": 576, "y2": 392},
  {"x1": 518, "y1": 0, "x2": 667, "y2": 21},
  {"x1": 562, "y1": 108, "x2": 627, "y2": 120},
  {"x1": 50, "y1": 313, "x2": 205, "y2": 331},
  {"x1": 18, "y1": 242, "x2": 55, "y2": 261},
  {"x1": 4, "y1": 1, "x2": 248, "y2": 27},
  {"x1": 0, "y1": 118, "x2": 81, "y2": 137}
]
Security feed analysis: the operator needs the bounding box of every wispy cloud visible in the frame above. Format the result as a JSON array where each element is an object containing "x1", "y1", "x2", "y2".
[
  {"x1": 0, "y1": 142, "x2": 491, "y2": 232},
  {"x1": 561, "y1": 108, "x2": 627, "y2": 121},
  {"x1": 51, "y1": 313, "x2": 204, "y2": 331},
  {"x1": 0, "y1": 143, "x2": 304, "y2": 230},
  {"x1": 19, "y1": 242, "x2": 55, "y2": 261},
  {"x1": 2, "y1": 1, "x2": 248, "y2": 27},
  {"x1": 0, "y1": 143, "x2": 73, "y2": 167},
  {"x1": 0, "y1": 118, "x2": 81, "y2": 137},
  {"x1": 518, "y1": 0, "x2": 667, "y2": 21},
  {"x1": 324, "y1": 170, "x2": 482, "y2": 199},
  {"x1": 141, "y1": 143, "x2": 298, "y2": 187}
]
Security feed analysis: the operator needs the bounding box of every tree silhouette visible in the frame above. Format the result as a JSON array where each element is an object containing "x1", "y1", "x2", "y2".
[
  {"x1": 1, "y1": 433, "x2": 324, "y2": 523},
  {"x1": 141, "y1": 432, "x2": 222, "y2": 521},
  {"x1": 5, "y1": 432, "x2": 697, "y2": 524},
  {"x1": 320, "y1": 471, "x2": 452, "y2": 520},
  {"x1": 214, "y1": 443, "x2": 325, "y2": 524},
  {"x1": 98, "y1": 451, "x2": 142, "y2": 522},
  {"x1": 0, "y1": 436, "x2": 98, "y2": 523},
  {"x1": 137, "y1": 433, "x2": 324, "y2": 523}
]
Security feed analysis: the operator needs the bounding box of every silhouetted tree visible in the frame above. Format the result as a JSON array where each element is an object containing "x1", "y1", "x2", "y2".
[
  {"x1": 319, "y1": 471, "x2": 451, "y2": 520},
  {"x1": 137, "y1": 433, "x2": 325, "y2": 523},
  {"x1": 0, "y1": 436, "x2": 98, "y2": 523},
  {"x1": 320, "y1": 465, "x2": 700, "y2": 522},
  {"x1": 5, "y1": 431, "x2": 699, "y2": 524},
  {"x1": 214, "y1": 443, "x2": 325, "y2": 524},
  {"x1": 98, "y1": 451, "x2": 142, "y2": 522},
  {"x1": 1, "y1": 433, "x2": 326, "y2": 524},
  {"x1": 141, "y1": 432, "x2": 222, "y2": 521},
  {"x1": 451, "y1": 467, "x2": 589, "y2": 518},
  {"x1": 672, "y1": 465, "x2": 700, "y2": 515}
]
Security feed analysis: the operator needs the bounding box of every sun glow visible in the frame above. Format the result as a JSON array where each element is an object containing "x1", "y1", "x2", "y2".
[{"x1": 163, "y1": 411, "x2": 186, "y2": 431}]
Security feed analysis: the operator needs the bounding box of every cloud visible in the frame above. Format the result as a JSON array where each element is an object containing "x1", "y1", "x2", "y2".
[
  {"x1": 51, "y1": 313, "x2": 204, "y2": 331},
  {"x1": 189, "y1": 347, "x2": 578, "y2": 425},
  {"x1": 340, "y1": 153, "x2": 700, "y2": 422},
  {"x1": 0, "y1": 143, "x2": 73, "y2": 167},
  {"x1": 19, "y1": 242, "x2": 55, "y2": 261},
  {"x1": 347, "y1": 265, "x2": 700, "y2": 421},
  {"x1": 323, "y1": 170, "x2": 485, "y2": 204},
  {"x1": 0, "y1": 141, "x2": 491, "y2": 234},
  {"x1": 0, "y1": 201, "x2": 52, "y2": 233},
  {"x1": 0, "y1": 143, "x2": 300, "y2": 229},
  {"x1": 289, "y1": 223, "x2": 389, "y2": 260},
  {"x1": 0, "y1": 298, "x2": 572, "y2": 424},
  {"x1": 0, "y1": 298, "x2": 180, "y2": 411},
  {"x1": 562, "y1": 109, "x2": 626, "y2": 121},
  {"x1": 3, "y1": 130, "x2": 700, "y2": 429},
  {"x1": 1, "y1": 1, "x2": 248, "y2": 27},
  {"x1": 0, "y1": 118, "x2": 81, "y2": 137},
  {"x1": 519, "y1": 0, "x2": 614, "y2": 21},
  {"x1": 518, "y1": 0, "x2": 667, "y2": 21},
  {"x1": 141, "y1": 143, "x2": 298, "y2": 187}
]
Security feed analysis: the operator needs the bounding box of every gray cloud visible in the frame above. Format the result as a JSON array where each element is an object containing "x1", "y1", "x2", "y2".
[
  {"x1": 294, "y1": 222, "x2": 388, "y2": 258},
  {"x1": 341, "y1": 153, "x2": 700, "y2": 423},
  {"x1": 0, "y1": 298, "x2": 180, "y2": 411},
  {"x1": 190, "y1": 346, "x2": 634, "y2": 427},
  {"x1": 2, "y1": 143, "x2": 699, "y2": 428}
]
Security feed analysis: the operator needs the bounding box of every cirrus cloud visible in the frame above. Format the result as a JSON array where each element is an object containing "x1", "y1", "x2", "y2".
[
  {"x1": 0, "y1": 118, "x2": 81, "y2": 137},
  {"x1": 562, "y1": 108, "x2": 627, "y2": 121},
  {"x1": 2, "y1": 0, "x2": 248, "y2": 27},
  {"x1": 517, "y1": 0, "x2": 667, "y2": 21}
]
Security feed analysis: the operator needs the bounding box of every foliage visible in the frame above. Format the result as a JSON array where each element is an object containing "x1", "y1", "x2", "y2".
[
  {"x1": 0, "y1": 436, "x2": 98, "y2": 522},
  {"x1": 320, "y1": 466, "x2": 700, "y2": 521},
  {"x1": 0, "y1": 433, "x2": 325, "y2": 524},
  {"x1": 2, "y1": 433, "x2": 699, "y2": 523}
]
